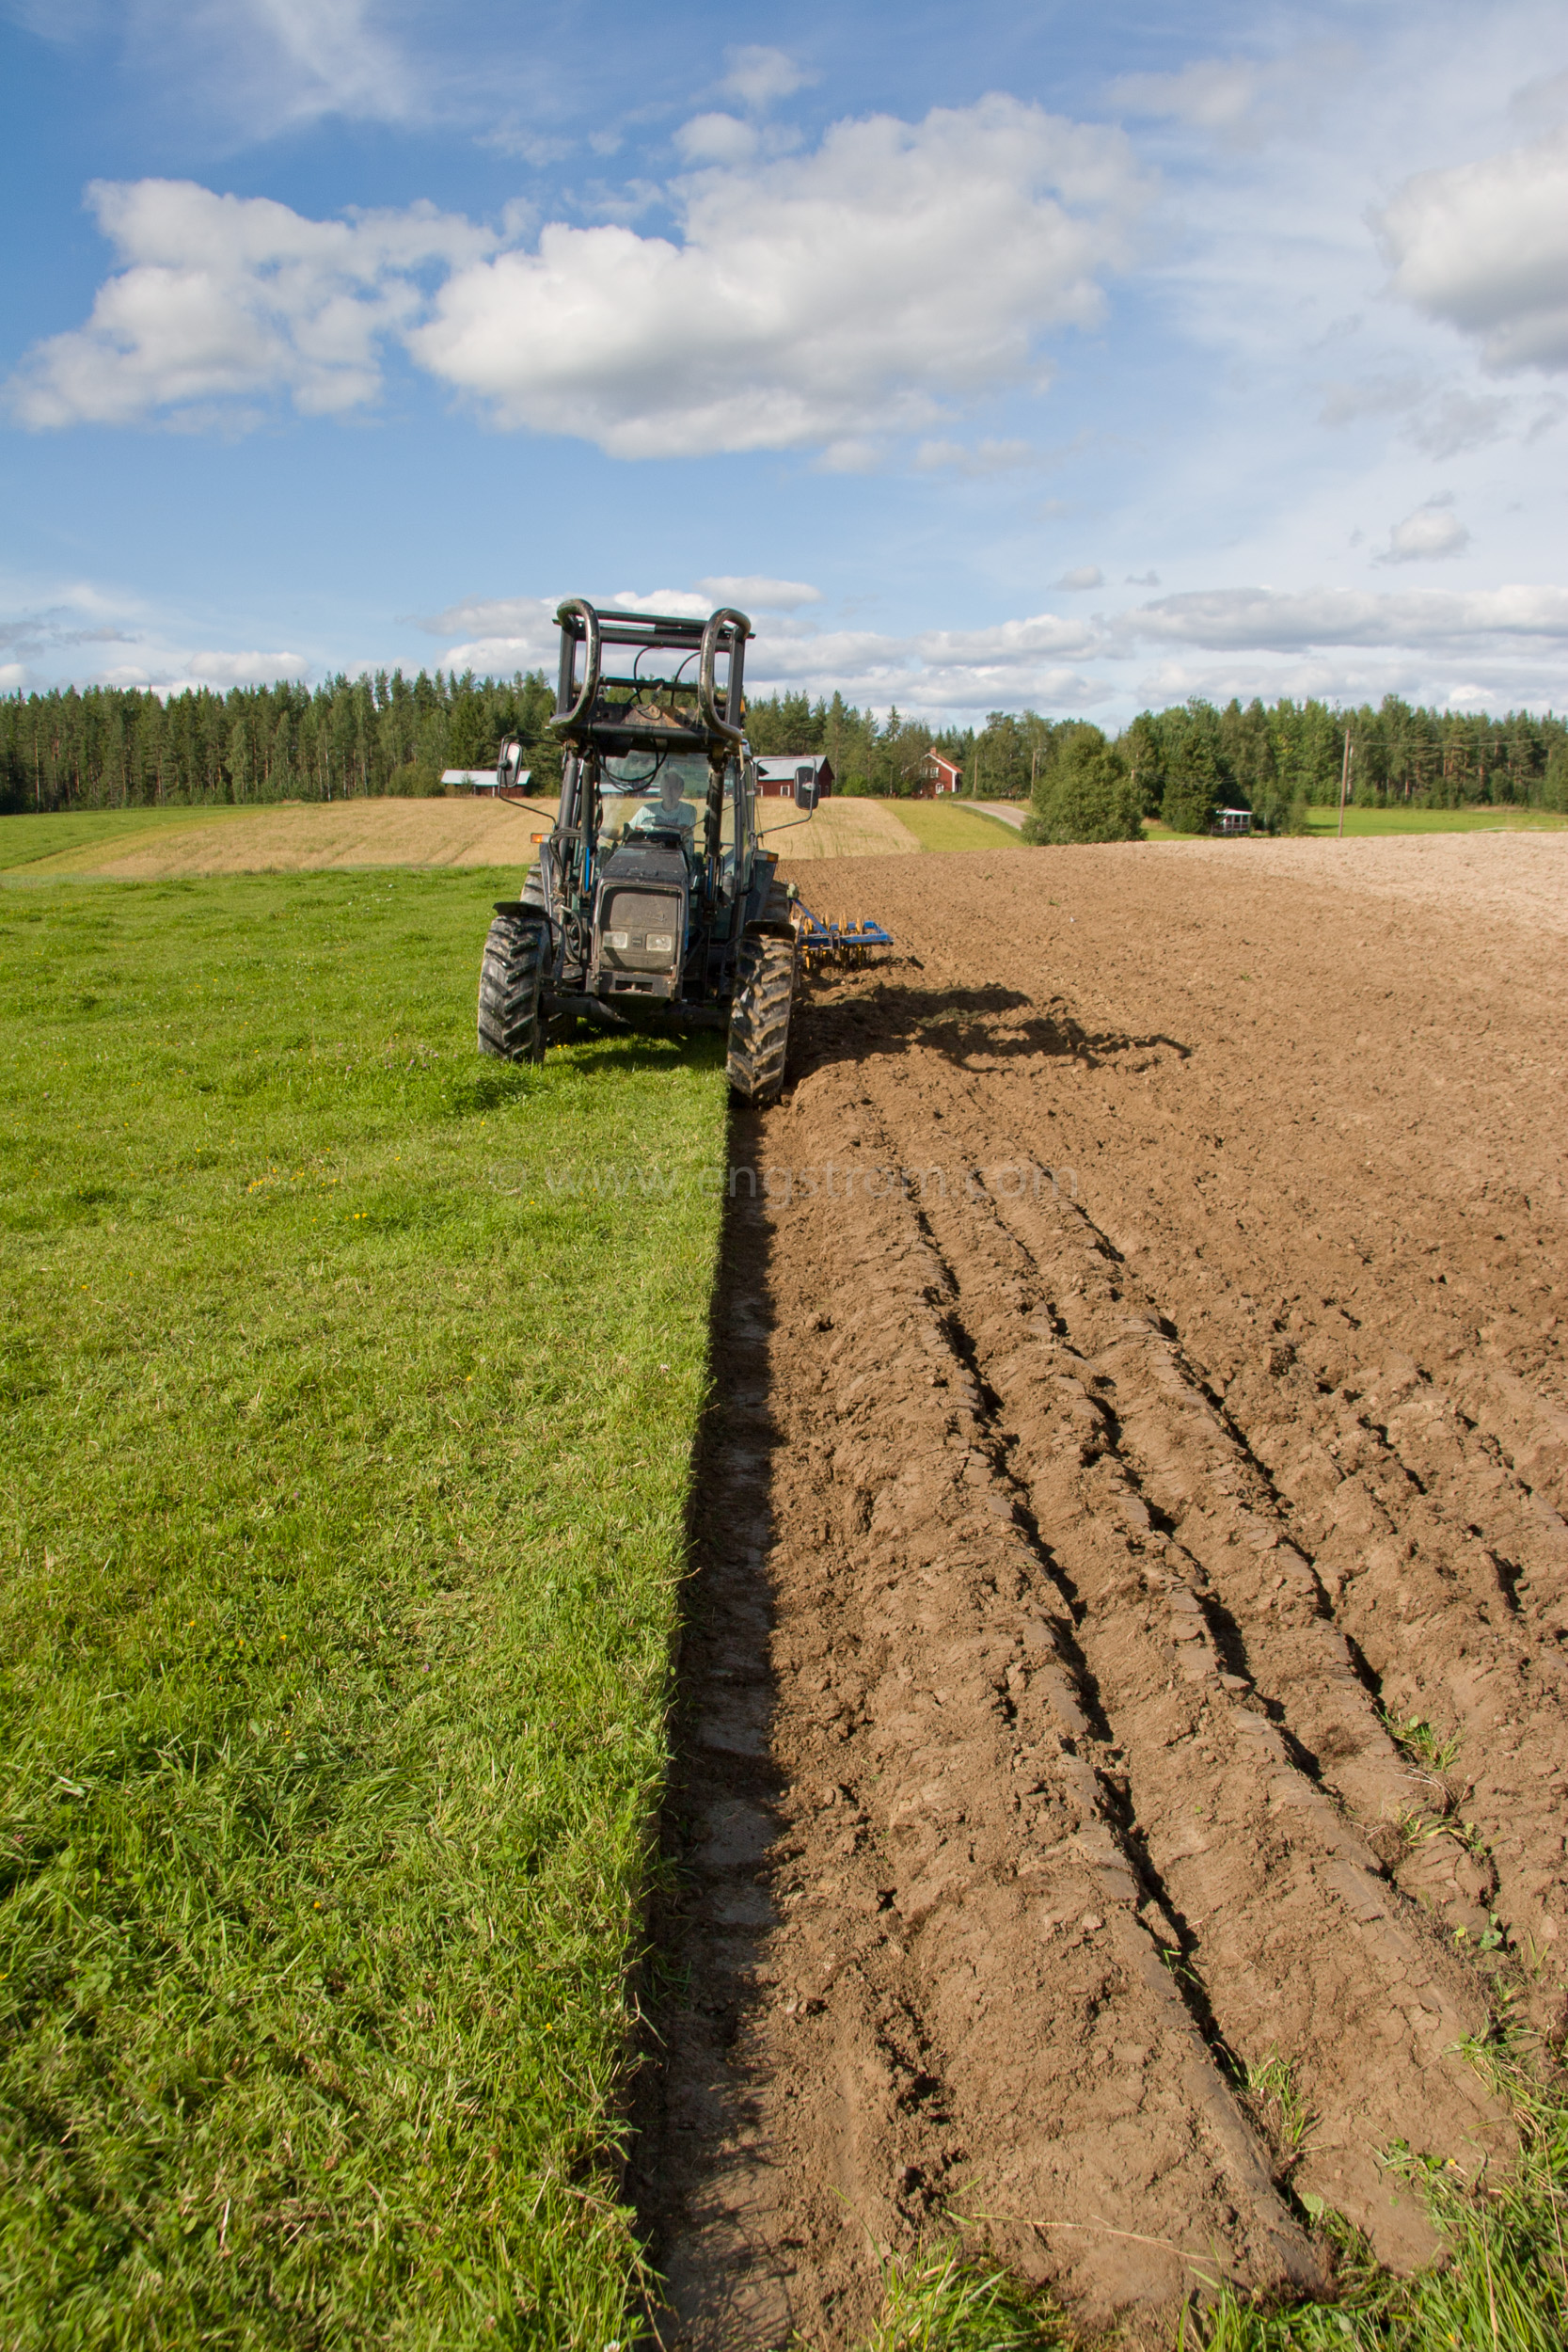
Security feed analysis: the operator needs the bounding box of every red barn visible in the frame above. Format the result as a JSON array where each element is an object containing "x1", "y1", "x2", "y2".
[{"x1": 754, "y1": 755, "x2": 834, "y2": 800}]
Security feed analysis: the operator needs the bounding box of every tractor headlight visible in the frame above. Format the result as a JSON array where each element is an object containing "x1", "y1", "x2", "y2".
[
  {"x1": 606, "y1": 930, "x2": 629, "y2": 950},
  {"x1": 646, "y1": 933, "x2": 674, "y2": 955}
]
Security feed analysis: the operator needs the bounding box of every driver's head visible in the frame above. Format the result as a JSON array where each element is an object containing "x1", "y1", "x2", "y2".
[{"x1": 658, "y1": 770, "x2": 684, "y2": 803}]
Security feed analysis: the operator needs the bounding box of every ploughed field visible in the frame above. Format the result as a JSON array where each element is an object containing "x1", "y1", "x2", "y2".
[{"x1": 637, "y1": 834, "x2": 1568, "y2": 2345}]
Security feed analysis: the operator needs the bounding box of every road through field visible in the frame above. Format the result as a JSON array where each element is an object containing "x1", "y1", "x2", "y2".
[{"x1": 634, "y1": 833, "x2": 1568, "y2": 2346}]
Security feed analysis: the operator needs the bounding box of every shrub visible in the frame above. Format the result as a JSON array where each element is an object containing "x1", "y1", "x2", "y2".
[{"x1": 1022, "y1": 724, "x2": 1143, "y2": 843}]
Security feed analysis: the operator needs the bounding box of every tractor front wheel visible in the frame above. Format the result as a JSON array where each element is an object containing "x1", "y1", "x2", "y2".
[
  {"x1": 726, "y1": 930, "x2": 798, "y2": 1104},
  {"x1": 478, "y1": 913, "x2": 547, "y2": 1063}
]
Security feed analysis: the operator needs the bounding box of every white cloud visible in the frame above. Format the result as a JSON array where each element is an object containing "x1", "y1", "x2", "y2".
[
  {"x1": 1376, "y1": 127, "x2": 1568, "y2": 373},
  {"x1": 15, "y1": 97, "x2": 1147, "y2": 458},
  {"x1": 1109, "y1": 45, "x2": 1352, "y2": 150},
  {"x1": 110, "y1": 0, "x2": 418, "y2": 140},
  {"x1": 0, "y1": 662, "x2": 27, "y2": 691},
  {"x1": 1118, "y1": 582, "x2": 1568, "y2": 652},
  {"x1": 1055, "y1": 564, "x2": 1103, "y2": 589},
  {"x1": 237, "y1": 0, "x2": 412, "y2": 123},
  {"x1": 7, "y1": 180, "x2": 490, "y2": 428},
  {"x1": 1376, "y1": 498, "x2": 1470, "y2": 564},
  {"x1": 409, "y1": 96, "x2": 1150, "y2": 457},
  {"x1": 694, "y1": 576, "x2": 822, "y2": 610},
  {"x1": 721, "y1": 46, "x2": 812, "y2": 110},
  {"x1": 608, "y1": 588, "x2": 711, "y2": 617},
  {"x1": 673, "y1": 114, "x2": 758, "y2": 167},
  {"x1": 184, "y1": 647, "x2": 309, "y2": 683}
]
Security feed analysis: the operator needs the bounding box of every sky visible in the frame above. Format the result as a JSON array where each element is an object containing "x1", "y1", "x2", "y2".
[{"x1": 1, "y1": 0, "x2": 1565, "y2": 723}]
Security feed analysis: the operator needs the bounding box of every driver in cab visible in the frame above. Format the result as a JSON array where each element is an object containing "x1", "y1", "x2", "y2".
[{"x1": 626, "y1": 768, "x2": 696, "y2": 849}]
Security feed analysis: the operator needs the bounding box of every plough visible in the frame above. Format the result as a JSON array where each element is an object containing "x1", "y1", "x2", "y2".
[{"x1": 793, "y1": 900, "x2": 895, "y2": 973}]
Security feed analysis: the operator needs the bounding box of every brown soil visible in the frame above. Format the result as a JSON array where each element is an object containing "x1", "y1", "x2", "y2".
[{"x1": 632, "y1": 835, "x2": 1568, "y2": 2346}]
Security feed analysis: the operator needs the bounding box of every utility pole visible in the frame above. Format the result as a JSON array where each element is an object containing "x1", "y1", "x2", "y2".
[{"x1": 1337, "y1": 727, "x2": 1354, "y2": 837}]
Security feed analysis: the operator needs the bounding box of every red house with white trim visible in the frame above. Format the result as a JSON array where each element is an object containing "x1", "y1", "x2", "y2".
[{"x1": 913, "y1": 752, "x2": 962, "y2": 797}]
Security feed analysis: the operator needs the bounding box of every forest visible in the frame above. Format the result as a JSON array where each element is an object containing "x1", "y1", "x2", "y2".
[{"x1": 3, "y1": 668, "x2": 1565, "y2": 835}]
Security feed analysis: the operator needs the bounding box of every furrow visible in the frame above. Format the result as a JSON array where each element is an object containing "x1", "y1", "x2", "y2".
[
  {"x1": 1240, "y1": 1350, "x2": 1568, "y2": 1965},
  {"x1": 778, "y1": 1135, "x2": 1325, "y2": 2318},
  {"x1": 849, "y1": 1093, "x2": 1511, "y2": 2265}
]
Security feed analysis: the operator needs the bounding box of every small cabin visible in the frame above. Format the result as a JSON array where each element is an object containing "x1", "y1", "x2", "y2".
[
  {"x1": 1213, "y1": 807, "x2": 1252, "y2": 835},
  {"x1": 913, "y1": 752, "x2": 962, "y2": 798},
  {"x1": 444, "y1": 768, "x2": 525, "y2": 794},
  {"x1": 755, "y1": 755, "x2": 834, "y2": 801}
]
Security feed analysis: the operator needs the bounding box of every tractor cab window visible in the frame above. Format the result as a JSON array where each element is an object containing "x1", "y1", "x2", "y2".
[
  {"x1": 600, "y1": 751, "x2": 747, "y2": 899},
  {"x1": 602, "y1": 750, "x2": 704, "y2": 850}
]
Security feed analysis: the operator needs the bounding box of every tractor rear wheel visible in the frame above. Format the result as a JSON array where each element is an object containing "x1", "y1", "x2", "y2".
[
  {"x1": 478, "y1": 913, "x2": 547, "y2": 1063},
  {"x1": 726, "y1": 930, "x2": 797, "y2": 1104}
]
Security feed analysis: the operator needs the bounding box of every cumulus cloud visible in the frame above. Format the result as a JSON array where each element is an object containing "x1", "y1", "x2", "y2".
[
  {"x1": 1376, "y1": 497, "x2": 1470, "y2": 564},
  {"x1": 1375, "y1": 127, "x2": 1568, "y2": 373},
  {"x1": 1055, "y1": 564, "x2": 1103, "y2": 590},
  {"x1": 12, "y1": 97, "x2": 1147, "y2": 456},
  {"x1": 7, "y1": 180, "x2": 490, "y2": 428},
  {"x1": 408, "y1": 96, "x2": 1150, "y2": 457}
]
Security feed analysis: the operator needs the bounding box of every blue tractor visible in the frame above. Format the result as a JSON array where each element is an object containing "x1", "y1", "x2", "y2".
[{"x1": 477, "y1": 597, "x2": 814, "y2": 1102}]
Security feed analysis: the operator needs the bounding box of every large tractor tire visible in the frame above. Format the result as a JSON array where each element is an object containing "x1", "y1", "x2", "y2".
[
  {"x1": 478, "y1": 912, "x2": 547, "y2": 1063},
  {"x1": 726, "y1": 929, "x2": 798, "y2": 1104}
]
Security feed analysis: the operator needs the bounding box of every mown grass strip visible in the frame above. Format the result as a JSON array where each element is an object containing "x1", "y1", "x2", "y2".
[
  {"x1": 0, "y1": 808, "x2": 253, "y2": 872},
  {"x1": 0, "y1": 867, "x2": 727, "y2": 2345},
  {"x1": 869, "y1": 801, "x2": 1022, "y2": 853}
]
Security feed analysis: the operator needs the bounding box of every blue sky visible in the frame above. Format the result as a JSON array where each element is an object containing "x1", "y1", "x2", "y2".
[{"x1": 2, "y1": 0, "x2": 1565, "y2": 720}]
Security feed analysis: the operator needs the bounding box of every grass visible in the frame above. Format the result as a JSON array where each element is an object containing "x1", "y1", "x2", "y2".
[
  {"x1": 1299, "y1": 804, "x2": 1568, "y2": 836},
  {"x1": 880, "y1": 801, "x2": 1022, "y2": 852},
  {"x1": 0, "y1": 808, "x2": 254, "y2": 873},
  {"x1": 0, "y1": 866, "x2": 728, "y2": 2345},
  {"x1": 1184, "y1": 2070, "x2": 1560, "y2": 2343},
  {"x1": 1244, "y1": 2054, "x2": 1316, "y2": 2167},
  {"x1": 1144, "y1": 806, "x2": 1567, "y2": 842},
  {"x1": 851, "y1": 2249, "x2": 1074, "y2": 2350},
  {"x1": 1384, "y1": 1714, "x2": 1463, "y2": 1773}
]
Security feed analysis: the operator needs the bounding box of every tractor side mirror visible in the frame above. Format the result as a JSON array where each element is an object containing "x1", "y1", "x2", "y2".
[
  {"x1": 498, "y1": 739, "x2": 530, "y2": 792},
  {"x1": 794, "y1": 765, "x2": 818, "y2": 812}
]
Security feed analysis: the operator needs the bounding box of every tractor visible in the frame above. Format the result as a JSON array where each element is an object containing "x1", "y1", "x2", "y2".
[{"x1": 476, "y1": 598, "x2": 813, "y2": 1102}]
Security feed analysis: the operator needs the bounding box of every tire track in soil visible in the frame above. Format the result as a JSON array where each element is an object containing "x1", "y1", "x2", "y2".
[{"x1": 631, "y1": 846, "x2": 1562, "y2": 2345}]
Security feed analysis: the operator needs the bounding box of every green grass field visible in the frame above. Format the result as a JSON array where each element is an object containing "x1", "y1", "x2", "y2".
[
  {"x1": 882, "y1": 800, "x2": 1021, "y2": 851},
  {"x1": 1299, "y1": 803, "x2": 1567, "y2": 835},
  {"x1": 0, "y1": 867, "x2": 726, "y2": 2345}
]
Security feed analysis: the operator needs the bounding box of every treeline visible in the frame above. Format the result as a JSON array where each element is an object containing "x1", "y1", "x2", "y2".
[
  {"x1": 0, "y1": 672, "x2": 562, "y2": 814},
  {"x1": 745, "y1": 690, "x2": 1568, "y2": 830},
  {"x1": 3, "y1": 673, "x2": 1565, "y2": 830}
]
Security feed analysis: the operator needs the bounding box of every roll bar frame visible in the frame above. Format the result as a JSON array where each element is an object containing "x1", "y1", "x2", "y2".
[{"x1": 548, "y1": 597, "x2": 752, "y2": 754}]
